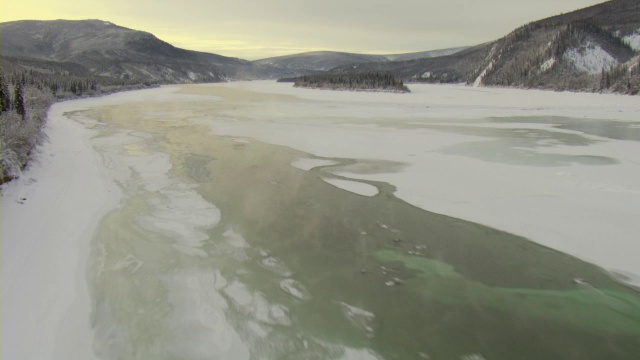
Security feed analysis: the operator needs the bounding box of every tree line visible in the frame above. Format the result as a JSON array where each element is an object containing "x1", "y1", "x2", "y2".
[
  {"x1": 1, "y1": 68, "x2": 154, "y2": 184},
  {"x1": 284, "y1": 73, "x2": 410, "y2": 93}
]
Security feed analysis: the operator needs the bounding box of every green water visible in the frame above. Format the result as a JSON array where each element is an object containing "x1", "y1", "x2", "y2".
[{"x1": 79, "y1": 95, "x2": 640, "y2": 360}]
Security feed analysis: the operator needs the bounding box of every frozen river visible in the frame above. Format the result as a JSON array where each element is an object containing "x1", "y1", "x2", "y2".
[{"x1": 3, "y1": 81, "x2": 640, "y2": 359}]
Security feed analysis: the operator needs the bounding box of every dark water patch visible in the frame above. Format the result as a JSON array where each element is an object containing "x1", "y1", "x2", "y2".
[
  {"x1": 319, "y1": 158, "x2": 409, "y2": 175},
  {"x1": 189, "y1": 131, "x2": 639, "y2": 359}
]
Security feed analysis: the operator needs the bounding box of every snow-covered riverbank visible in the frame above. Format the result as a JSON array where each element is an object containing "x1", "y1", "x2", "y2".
[{"x1": 1, "y1": 100, "x2": 121, "y2": 359}]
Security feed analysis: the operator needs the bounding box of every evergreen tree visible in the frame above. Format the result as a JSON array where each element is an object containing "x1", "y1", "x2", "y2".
[
  {"x1": 14, "y1": 81, "x2": 26, "y2": 120},
  {"x1": 0, "y1": 75, "x2": 11, "y2": 113}
]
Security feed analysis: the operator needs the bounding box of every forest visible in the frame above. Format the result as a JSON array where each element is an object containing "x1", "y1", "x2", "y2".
[{"x1": 283, "y1": 73, "x2": 410, "y2": 93}]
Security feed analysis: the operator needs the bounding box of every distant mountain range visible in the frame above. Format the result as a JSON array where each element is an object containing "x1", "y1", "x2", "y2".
[
  {"x1": 252, "y1": 47, "x2": 467, "y2": 73},
  {"x1": 1, "y1": 0, "x2": 639, "y2": 93}
]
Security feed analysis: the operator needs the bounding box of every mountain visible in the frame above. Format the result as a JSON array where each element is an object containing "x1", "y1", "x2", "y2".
[
  {"x1": 383, "y1": 47, "x2": 469, "y2": 61},
  {"x1": 331, "y1": 0, "x2": 639, "y2": 93},
  {"x1": 0, "y1": 19, "x2": 282, "y2": 82},
  {"x1": 467, "y1": 0, "x2": 640, "y2": 92},
  {"x1": 329, "y1": 44, "x2": 493, "y2": 84},
  {"x1": 253, "y1": 51, "x2": 389, "y2": 73},
  {"x1": 3, "y1": 1, "x2": 638, "y2": 93},
  {"x1": 252, "y1": 47, "x2": 468, "y2": 74}
]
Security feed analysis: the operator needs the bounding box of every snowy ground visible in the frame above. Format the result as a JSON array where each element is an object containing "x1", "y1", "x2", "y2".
[{"x1": 1, "y1": 100, "x2": 119, "y2": 360}]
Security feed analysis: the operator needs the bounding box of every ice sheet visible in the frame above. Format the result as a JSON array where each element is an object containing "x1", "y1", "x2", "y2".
[{"x1": 203, "y1": 81, "x2": 640, "y2": 285}]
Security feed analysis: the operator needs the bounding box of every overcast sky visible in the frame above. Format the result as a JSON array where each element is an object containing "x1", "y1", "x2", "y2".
[{"x1": 3, "y1": 0, "x2": 606, "y2": 59}]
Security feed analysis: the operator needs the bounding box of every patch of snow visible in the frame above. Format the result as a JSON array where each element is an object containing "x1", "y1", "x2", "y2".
[
  {"x1": 164, "y1": 271, "x2": 250, "y2": 359},
  {"x1": 137, "y1": 184, "x2": 221, "y2": 257},
  {"x1": 461, "y1": 354, "x2": 486, "y2": 360},
  {"x1": 279, "y1": 279, "x2": 311, "y2": 300},
  {"x1": 339, "y1": 348, "x2": 385, "y2": 360},
  {"x1": 472, "y1": 45, "x2": 498, "y2": 87},
  {"x1": 623, "y1": 30, "x2": 640, "y2": 51},
  {"x1": 472, "y1": 60, "x2": 494, "y2": 87},
  {"x1": 322, "y1": 178, "x2": 379, "y2": 197},
  {"x1": 223, "y1": 228, "x2": 250, "y2": 248},
  {"x1": 564, "y1": 41, "x2": 618, "y2": 74},
  {"x1": 338, "y1": 302, "x2": 376, "y2": 334},
  {"x1": 260, "y1": 257, "x2": 293, "y2": 277},
  {"x1": 540, "y1": 57, "x2": 556, "y2": 72}
]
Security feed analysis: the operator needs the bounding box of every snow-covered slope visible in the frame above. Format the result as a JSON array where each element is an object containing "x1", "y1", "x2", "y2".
[
  {"x1": 624, "y1": 30, "x2": 640, "y2": 51},
  {"x1": 564, "y1": 40, "x2": 619, "y2": 74}
]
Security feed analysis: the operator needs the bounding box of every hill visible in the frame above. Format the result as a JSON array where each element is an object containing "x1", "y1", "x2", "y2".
[
  {"x1": 253, "y1": 51, "x2": 387, "y2": 73},
  {"x1": 331, "y1": 0, "x2": 640, "y2": 93},
  {"x1": 383, "y1": 47, "x2": 469, "y2": 61},
  {"x1": 329, "y1": 44, "x2": 493, "y2": 84},
  {"x1": 253, "y1": 47, "x2": 468, "y2": 75},
  {"x1": 468, "y1": 0, "x2": 640, "y2": 92},
  {"x1": 0, "y1": 19, "x2": 283, "y2": 82}
]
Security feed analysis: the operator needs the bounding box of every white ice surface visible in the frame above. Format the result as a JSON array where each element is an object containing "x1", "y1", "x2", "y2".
[
  {"x1": 164, "y1": 271, "x2": 250, "y2": 360},
  {"x1": 204, "y1": 81, "x2": 640, "y2": 285},
  {"x1": 323, "y1": 178, "x2": 379, "y2": 197}
]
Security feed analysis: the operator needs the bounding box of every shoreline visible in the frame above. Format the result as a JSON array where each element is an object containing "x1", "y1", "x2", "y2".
[{"x1": 1, "y1": 97, "x2": 123, "y2": 359}]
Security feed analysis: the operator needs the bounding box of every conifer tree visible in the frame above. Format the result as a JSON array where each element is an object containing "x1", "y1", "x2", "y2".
[
  {"x1": 0, "y1": 75, "x2": 11, "y2": 113},
  {"x1": 14, "y1": 81, "x2": 26, "y2": 120}
]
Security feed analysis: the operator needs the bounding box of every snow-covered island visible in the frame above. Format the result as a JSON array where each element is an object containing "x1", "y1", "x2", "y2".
[{"x1": 282, "y1": 73, "x2": 410, "y2": 93}]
